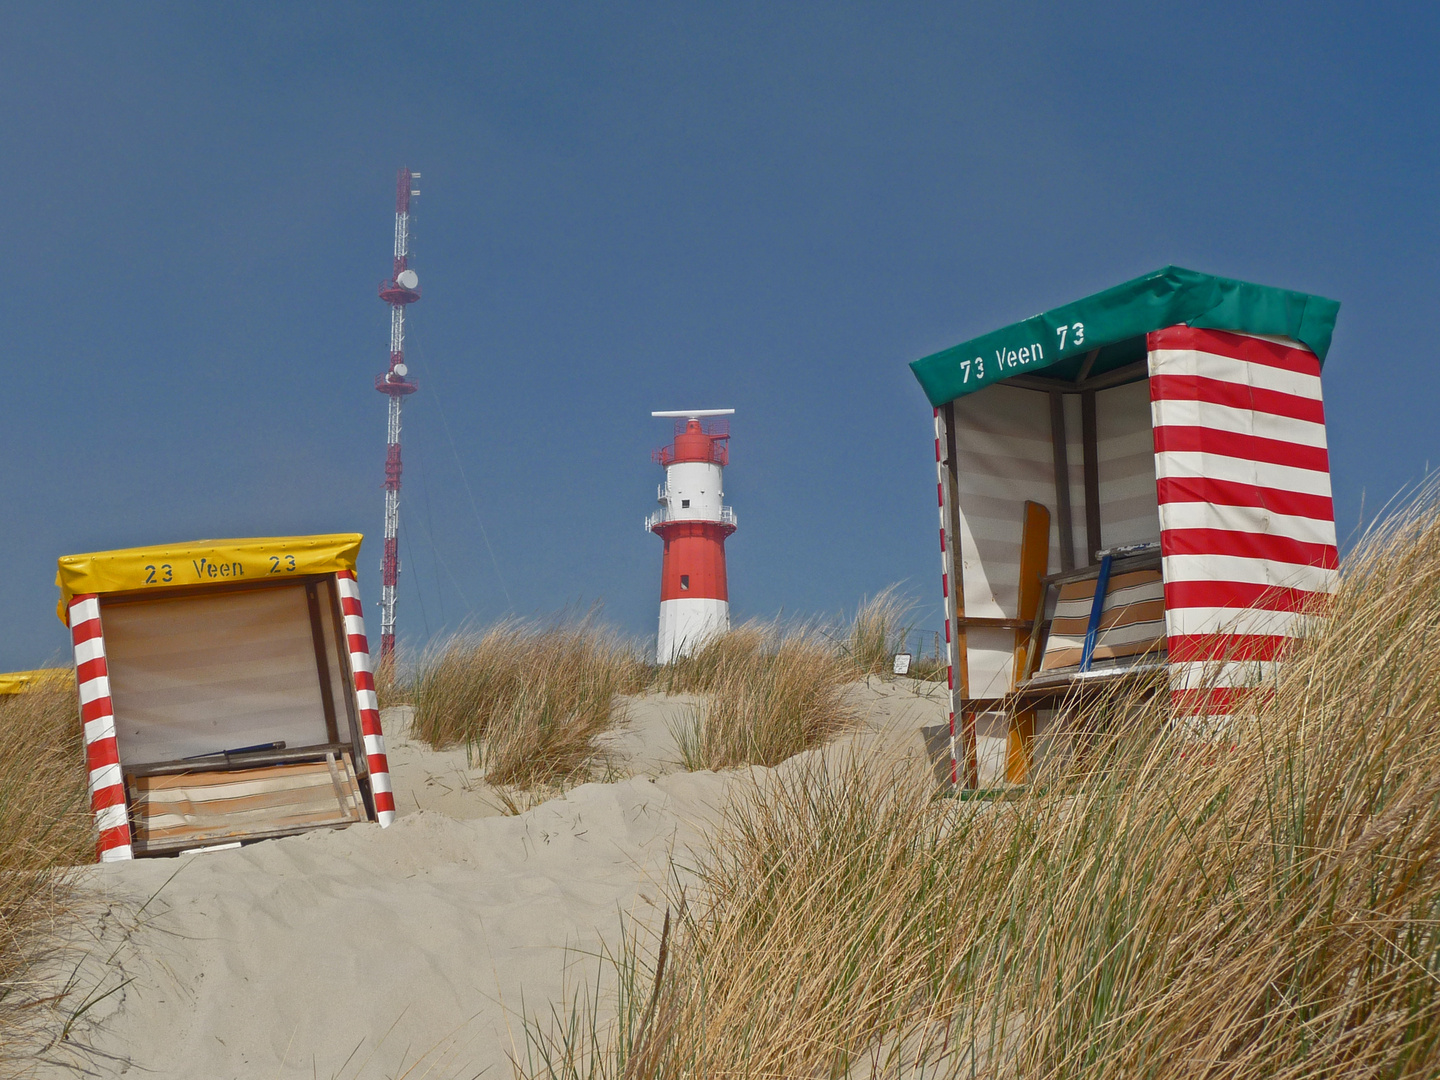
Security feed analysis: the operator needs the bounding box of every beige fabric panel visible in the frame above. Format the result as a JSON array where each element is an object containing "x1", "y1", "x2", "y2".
[
  {"x1": 1060, "y1": 387, "x2": 1159, "y2": 563},
  {"x1": 1096, "y1": 380, "x2": 1162, "y2": 552},
  {"x1": 103, "y1": 585, "x2": 330, "y2": 765},
  {"x1": 952, "y1": 381, "x2": 1160, "y2": 696},
  {"x1": 953, "y1": 385, "x2": 1059, "y2": 697},
  {"x1": 1060, "y1": 394, "x2": 1089, "y2": 562}
]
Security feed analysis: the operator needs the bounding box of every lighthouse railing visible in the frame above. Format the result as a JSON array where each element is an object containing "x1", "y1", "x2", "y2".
[{"x1": 645, "y1": 505, "x2": 738, "y2": 531}]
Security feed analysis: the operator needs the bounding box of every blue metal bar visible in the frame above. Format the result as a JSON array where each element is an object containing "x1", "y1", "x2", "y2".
[{"x1": 1079, "y1": 555, "x2": 1113, "y2": 672}]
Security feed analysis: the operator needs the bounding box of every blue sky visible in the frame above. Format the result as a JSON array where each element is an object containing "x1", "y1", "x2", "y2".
[{"x1": 2, "y1": 2, "x2": 1436, "y2": 669}]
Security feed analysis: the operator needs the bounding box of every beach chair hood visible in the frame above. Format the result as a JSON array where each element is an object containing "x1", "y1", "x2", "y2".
[
  {"x1": 910, "y1": 265, "x2": 1339, "y2": 408},
  {"x1": 56, "y1": 534, "x2": 363, "y2": 621}
]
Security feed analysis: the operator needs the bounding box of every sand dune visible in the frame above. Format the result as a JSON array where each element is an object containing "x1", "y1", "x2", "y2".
[{"x1": 33, "y1": 679, "x2": 948, "y2": 1079}]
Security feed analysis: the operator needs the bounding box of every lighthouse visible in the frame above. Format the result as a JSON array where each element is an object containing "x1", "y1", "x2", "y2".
[{"x1": 646, "y1": 409, "x2": 737, "y2": 663}]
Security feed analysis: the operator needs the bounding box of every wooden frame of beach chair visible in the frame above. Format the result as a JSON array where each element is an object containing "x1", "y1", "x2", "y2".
[
  {"x1": 918, "y1": 268, "x2": 1341, "y2": 788},
  {"x1": 56, "y1": 535, "x2": 397, "y2": 861}
]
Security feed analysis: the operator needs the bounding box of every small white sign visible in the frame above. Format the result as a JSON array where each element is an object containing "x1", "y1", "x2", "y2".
[{"x1": 892, "y1": 652, "x2": 912, "y2": 676}]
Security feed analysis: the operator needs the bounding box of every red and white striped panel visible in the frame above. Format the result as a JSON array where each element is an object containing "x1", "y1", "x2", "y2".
[
  {"x1": 335, "y1": 571, "x2": 396, "y2": 825},
  {"x1": 1148, "y1": 326, "x2": 1338, "y2": 724},
  {"x1": 68, "y1": 595, "x2": 133, "y2": 862}
]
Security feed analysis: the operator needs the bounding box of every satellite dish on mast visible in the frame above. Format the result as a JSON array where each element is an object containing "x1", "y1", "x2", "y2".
[
  {"x1": 393, "y1": 363, "x2": 408, "y2": 377},
  {"x1": 396, "y1": 269, "x2": 419, "y2": 290}
]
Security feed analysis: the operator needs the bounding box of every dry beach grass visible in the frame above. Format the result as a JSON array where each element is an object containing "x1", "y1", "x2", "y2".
[
  {"x1": 408, "y1": 619, "x2": 648, "y2": 787},
  {"x1": 654, "y1": 622, "x2": 770, "y2": 696},
  {"x1": 667, "y1": 621, "x2": 859, "y2": 772},
  {"x1": 521, "y1": 492, "x2": 1440, "y2": 1079},
  {"x1": 846, "y1": 585, "x2": 946, "y2": 682},
  {"x1": 0, "y1": 679, "x2": 91, "y2": 1061},
  {"x1": 372, "y1": 652, "x2": 403, "y2": 711},
  {"x1": 846, "y1": 584, "x2": 913, "y2": 676},
  {"x1": 408, "y1": 596, "x2": 905, "y2": 785}
]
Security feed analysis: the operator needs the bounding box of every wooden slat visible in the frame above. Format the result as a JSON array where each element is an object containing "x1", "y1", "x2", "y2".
[
  {"x1": 1081, "y1": 389, "x2": 1102, "y2": 564},
  {"x1": 1021, "y1": 580, "x2": 1052, "y2": 683},
  {"x1": 128, "y1": 753, "x2": 364, "y2": 853},
  {"x1": 1011, "y1": 502, "x2": 1051, "y2": 683},
  {"x1": 325, "y1": 578, "x2": 364, "y2": 769},
  {"x1": 1009, "y1": 501, "x2": 1050, "y2": 783},
  {"x1": 956, "y1": 617, "x2": 1033, "y2": 631},
  {"x1": 1049, "y1": 391, "x2": 1075, "y2": 571},
  {"x1": 125, "y1": 744, "x2": 355, "y2": 778}
]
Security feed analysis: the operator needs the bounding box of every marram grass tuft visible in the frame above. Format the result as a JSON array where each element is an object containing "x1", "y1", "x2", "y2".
[
  {"x1": 408, "y1": 619, "x2": 647, "y2": 787},
  {"x1": 666, "y1": 619, "x2": 860, "y2": 772}
]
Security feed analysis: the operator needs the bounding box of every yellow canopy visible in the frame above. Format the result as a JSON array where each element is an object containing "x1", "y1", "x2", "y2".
[
  {"x1": 56, "y1": 534, "x2": 363, "y2": 621},
  {"x1": 0, "y1": 669, "x2": 70, "y2": 695}
]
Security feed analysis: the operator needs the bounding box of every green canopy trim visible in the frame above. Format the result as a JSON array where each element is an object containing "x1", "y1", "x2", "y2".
[{"x1": 909, "y1": 266, "x2": 1340, "y2": 407}]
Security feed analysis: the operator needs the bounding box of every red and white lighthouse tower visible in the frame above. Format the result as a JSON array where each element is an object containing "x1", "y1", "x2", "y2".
[{"x1": 646, "y1": 409, "x2": 737, "y2": 663}]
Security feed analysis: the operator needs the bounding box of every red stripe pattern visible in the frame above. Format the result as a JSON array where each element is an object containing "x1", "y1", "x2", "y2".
[
  {"x1": 933, "y1": 409, "x2": 958, "y2": 784},
  {"x1": 1148, "y1": 327, "x2": 1338, "y2": 722},
  {"x1": 1154, "y1": 476, "x2": 1333, "y2": 523},
  {"x1": 68, "y1": 595, "x2": 133, "y2": 861},
  {"x1": 335, "y1": 571, "x2": 396, "y2": 825}
]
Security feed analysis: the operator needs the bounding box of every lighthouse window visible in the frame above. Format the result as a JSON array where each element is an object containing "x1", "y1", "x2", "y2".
[
  {"x1": 681, "y1": 499, "x2": 690, "y2": 508},
  {"x1": 680, "y1": 575, "x2": 690, "y2": 590}
]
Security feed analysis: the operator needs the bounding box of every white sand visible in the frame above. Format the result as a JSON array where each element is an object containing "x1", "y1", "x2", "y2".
[{"x1": 32, "y1": 679, "x2": 951, "y2": 1079}]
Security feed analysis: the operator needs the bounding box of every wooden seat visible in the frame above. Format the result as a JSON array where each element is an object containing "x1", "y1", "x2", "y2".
[
  {"x1": 127, "y1": 752, "x2": 366, "y2": 855},
  {"x1": 1031, "y1": 564, "x2": 1167, "y2": 683},
  {"x1": 1002, "y1": 547, "x2": 1169, "y2": 773}
]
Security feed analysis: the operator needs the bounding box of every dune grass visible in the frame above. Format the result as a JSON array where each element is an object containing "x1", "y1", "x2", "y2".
[
  {"x1": 660, "y1": 591, "x2": 932, "y2": 772},
  {"x1": 408, "y1": 620, "x2": 647, "y2": 787},
  {"x1": 653, "y1": 623, "x2": 770, "y2": 696},
  {"x1": 372, "y1": 653, "x2": 404, "y2": 711},
  {"x1": 520, "y1": 490, "x2": 1440, "y2": 1079},
  {"x1": 665, "y1": 620, "x2": 860, "y2": 772},
  {"x1": 905, "y1": 641, "x2": 949, "y2": 683},
  {"x1": 846, "y1": 584, "x2": 914, "y2": 676},
  {"x1": 0, "y1": 678, "x2": 91, "y2": 1056},
  {"x1": 846, "y1": 585, "x2": 947, "y2": 681}
]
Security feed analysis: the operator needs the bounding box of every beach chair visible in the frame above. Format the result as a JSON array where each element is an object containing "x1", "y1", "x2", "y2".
[
  {"x1": 57, "y1": 535, "x2": 397, "y2": 860},
  {"x1": 913, "y1": 267, "x2": 1341, "y2": 787}
]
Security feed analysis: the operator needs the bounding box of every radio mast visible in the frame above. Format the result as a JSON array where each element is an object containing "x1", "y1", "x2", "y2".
[{"x1": 374, "y1": 167, "x2": 420, "y2": 661}]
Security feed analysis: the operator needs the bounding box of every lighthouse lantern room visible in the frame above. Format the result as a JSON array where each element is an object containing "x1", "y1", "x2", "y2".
[{"x1": 647, "y1": 410, "x2": 737, "y2": 663}]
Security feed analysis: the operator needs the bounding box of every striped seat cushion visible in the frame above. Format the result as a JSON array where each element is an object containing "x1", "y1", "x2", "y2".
[
  {"x1": 1040, "y1": 568, "x2": 1167, "y2": 674},
  {"x1": 128, "y1": 753, "x2": 366, "y2": 852}
]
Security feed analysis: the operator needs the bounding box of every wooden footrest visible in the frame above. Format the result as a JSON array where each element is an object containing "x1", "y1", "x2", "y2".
[{"x1": 128, "y1": 753, "x2": 365, "y2": 854}]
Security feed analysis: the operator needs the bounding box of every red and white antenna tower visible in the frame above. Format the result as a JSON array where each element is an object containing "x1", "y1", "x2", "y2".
[{"x1": 374, "y1": 167, "x2": 421, "y2": 661}]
